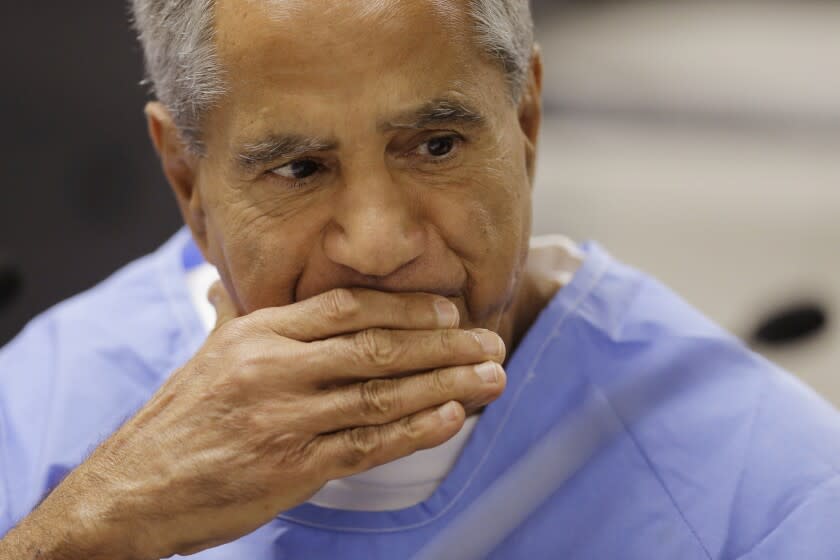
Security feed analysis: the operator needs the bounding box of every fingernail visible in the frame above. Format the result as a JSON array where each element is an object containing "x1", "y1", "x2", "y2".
[
  {"x1": 477, "y1": 330, "x2": 503, "y2": 356},
  {"x1": 435, "y1": 300, "x2": 459, "y2": 328},
  {"x1": 475, "y1": 361, "x2": 499, "y2": 384},
  {"x1": 439, "y1": 401, "x2": 460, "y2": 422}
]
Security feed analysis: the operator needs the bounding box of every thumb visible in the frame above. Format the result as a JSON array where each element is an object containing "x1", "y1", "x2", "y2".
[{"x1": 208, "y1": 280, "x2": 238, "y2": 331}]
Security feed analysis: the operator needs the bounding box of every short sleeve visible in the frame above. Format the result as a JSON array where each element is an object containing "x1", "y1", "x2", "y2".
[{"x1": 0, "y1": 317, "x2": 59, "y2": 534}]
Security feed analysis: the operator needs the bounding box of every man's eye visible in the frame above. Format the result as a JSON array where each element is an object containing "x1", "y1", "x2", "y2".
[
  {"x1": 270, "y1": 159, "x2": 322, "y2": 180},
  {"x1": 419, "y1": 135, "x2": 460, "y2": 158}
]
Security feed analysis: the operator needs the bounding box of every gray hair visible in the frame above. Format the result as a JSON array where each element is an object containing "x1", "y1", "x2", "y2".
[{"x1": 130, "y1": 0, "x2": 534, "y2": 153}]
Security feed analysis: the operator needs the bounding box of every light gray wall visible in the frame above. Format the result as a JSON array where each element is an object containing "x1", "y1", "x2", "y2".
[{"x1": 533, "y1": 0, "x2": 840, "y2": 403}]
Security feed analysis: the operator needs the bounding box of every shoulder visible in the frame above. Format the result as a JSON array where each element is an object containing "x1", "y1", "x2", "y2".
[
  {"x1": 545, "y1": 243, "x2": 840, "y2": 558},
  {"x1": 0, "y1": 228, "x2": 203, "y2": 528},
  {"x1": 1, "y1": 228, "x2": 201, "y2": 380}
]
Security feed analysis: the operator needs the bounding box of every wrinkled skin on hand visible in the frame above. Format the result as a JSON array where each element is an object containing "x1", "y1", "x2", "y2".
[{"x1": 78, "y1": 284, "x2": 507, "y2": 557}]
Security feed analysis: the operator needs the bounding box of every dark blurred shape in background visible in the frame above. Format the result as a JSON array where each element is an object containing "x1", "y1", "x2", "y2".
[
  {"x1": 0, "y1": 3, "x2": 181, "y2": 344},
  {"x1": 0, "y1": 256, "x2": 22, "y2": 313},
  {"x1": 753, "y1": 302, "x2": 829, "y2": 347}
]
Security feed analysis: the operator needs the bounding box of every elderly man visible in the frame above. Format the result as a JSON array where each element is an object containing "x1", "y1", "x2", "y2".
[{"x1": 2, "y1": 0, "x2": 840, "y2": 558}]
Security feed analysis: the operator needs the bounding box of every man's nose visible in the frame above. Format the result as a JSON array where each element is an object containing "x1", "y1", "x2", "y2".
[{"x1": 323, "y1": 172, "x2": 426, "y2": 278}]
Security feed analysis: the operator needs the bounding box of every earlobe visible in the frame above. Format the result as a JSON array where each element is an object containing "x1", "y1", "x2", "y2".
[{"x1": 144, "y1": 102, "x2": 209, "y2": 248}]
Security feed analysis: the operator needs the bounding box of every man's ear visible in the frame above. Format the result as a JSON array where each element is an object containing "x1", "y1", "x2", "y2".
[
  {"x1": 518, "y1": 46, "x2": 543, "y2": 185},
  {"x1": 144, "y1": 102, "x2": 209, "y2": 251}
]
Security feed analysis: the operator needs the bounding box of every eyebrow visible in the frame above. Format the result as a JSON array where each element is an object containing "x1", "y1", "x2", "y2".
[
  {"x1": 234, "y1": 134, "x2": 338, "y2": 170},
  {"x1": 380, "y1": 97, "x2": 486, "y2": 131},
  {"x1": 233, "y1": 97, "x2": 484, "y2": 170}
]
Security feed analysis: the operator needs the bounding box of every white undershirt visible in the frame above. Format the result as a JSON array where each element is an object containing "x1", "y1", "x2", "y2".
[{"x1": 185, "y1": 235, "x2": 583, "y2": 511}]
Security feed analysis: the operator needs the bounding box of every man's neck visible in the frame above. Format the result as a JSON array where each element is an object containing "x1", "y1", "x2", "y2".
[{"x1": 498, "y1": 235, "x2": 585, "y2": 361}]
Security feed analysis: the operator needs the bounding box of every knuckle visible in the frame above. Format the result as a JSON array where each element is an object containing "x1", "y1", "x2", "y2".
[
  {"x1": 349, "y1": 427, "x2": 380, "y2": 455},
  {"x1": 320, "y1": 288, "x2": 359, "y2": 321},
  {"x1": 435, "y1": 329, "x2": 456, "y2": 355},
  {"x1": 225, "y1": 345, "x2": 273, "y2": 386},
  {"x1": 398, "y1": 414, "x2": 423, "y2": 442},
  {"x1": 358, "y1": 379, "x2": 397, "y2": 419},
  {"x1": 247, "y1": 308, "x2": 273, "y2": 325},
  {"x1": 265, "y1": 435, "x2": 311, "y2": 470},
  {"x1": 398, "y1": 295, "x2": 416, "y2": 322},
  {"x1": 355, "y1": 328, "x2": 396, "y2": 367},
  {"x1": 340, "y1": 428, "x2": 381, "y2": 468},
  {"x1": 213, "y1": 318, "x2": 249, "y2": 344},
  {"x1": 430, "y1": 368, "x2": 457, "y2": 395}
]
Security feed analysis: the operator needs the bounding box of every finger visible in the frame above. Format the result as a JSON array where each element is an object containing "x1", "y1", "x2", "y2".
[
  {"x1": 316, "y1": 401, "x2": 466, "y2": 480},
  {"x1": 306, "y1": 328, "x2": 506, "y2": 384},
  {"x1": 310, "y1": 362, "x2": 506, "y2": 433},
  {"x1": 248, "y1": 288, "x2": 460, "y2": 341},
  {"x1": 208, "y1": 281, "x2": 239, "y2": 331}
]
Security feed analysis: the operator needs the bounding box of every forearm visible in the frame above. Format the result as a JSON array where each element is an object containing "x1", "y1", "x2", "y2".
[
  {"x1": 0, "y1": 513, "x2": 91, "y2": 560},
  {"x1": 0, "y1": 473, "x2": 140, "y2": 560}
]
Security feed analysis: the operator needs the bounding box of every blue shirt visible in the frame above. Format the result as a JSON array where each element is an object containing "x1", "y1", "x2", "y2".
[{"x1": 2, "y1": 228, "x2": 840, "y2": 559}]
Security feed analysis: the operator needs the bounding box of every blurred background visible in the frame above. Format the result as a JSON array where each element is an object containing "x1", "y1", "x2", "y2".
[
  {"x1": 530, "y1": 0, "x2": 840, "y2": 403},
  {"x1": 0, "y1": 1, "x2": 837, "y2": 400}
]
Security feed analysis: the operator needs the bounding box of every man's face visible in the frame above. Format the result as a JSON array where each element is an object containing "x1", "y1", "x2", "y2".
[{"x1": 166, "y1": 0, "x2": 541, "y2": 334}]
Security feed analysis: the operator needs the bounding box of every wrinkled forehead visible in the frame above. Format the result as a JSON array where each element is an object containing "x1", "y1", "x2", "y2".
[{"x1": 212, "y1": 0, "x2": 489, "y2": 103}]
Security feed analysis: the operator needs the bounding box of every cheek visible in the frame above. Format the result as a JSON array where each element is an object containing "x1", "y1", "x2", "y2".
[
  {"x1": 204, "y1": 186, "x2": 332, "y2": 312},
  {"x1": 428, "y1": 154, "x2": 531, "y2": 323},
  {"x1": 447, "y1": 142, "x2": 530, "y2": 255}
]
